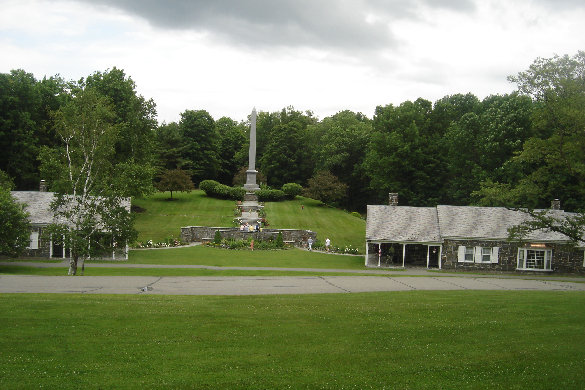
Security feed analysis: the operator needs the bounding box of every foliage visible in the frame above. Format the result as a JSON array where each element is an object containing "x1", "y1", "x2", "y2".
[
  {"x1": 156, "y1": 169, "x2": 194, "y2": 199},
  {"x1": 180, "y1": 109, "x2": 221, "y2": 184},
  {"x1": 39, "y1": 87, "x2": 137, "y2": 274},
  {"x1": 0, "y1": 187, "x2": 31, "y2": 257},
  {"x1": 507, "y1": 209, "x2": 585, "y2": 246},
  {"x1": 257, "y1": 188, "x2": 286, "y2": 202},
  {"x1": 215, "y1": 117, "x2": 247, "y2": 184},
  {"x1": 199, "y1": 179, "x2": 245, "y2": 201},
  {"x1": 133, "y1": 236, "x2": 184, "y2": 248},
  {"x1": 257, "y1": 107, "x2": 317, "y2": 187},
  {"x1": 0, "y1": 169, "x2": 15, "y2": 190},
  {"x1": 276, "y1": 231, "x2": 284, "y2": 248},
  {"x1": 303, "y1": 170, "x2": 348, "y2": 206},
  {"x1": 213, "y1": 230, "x2": 222, "y2": 244},
  {"x1": 281, "y1": 182, "x2": 303, "y2": 199},
  {"x1": 206, "y1": 236, "x2": 290, "y2": 250},
  {"x1": 0, "y1": 70, "x2": 67, "y2": 189},
  {"x1": 309, "y1": 110, "x2": 372, "y2": 210}
]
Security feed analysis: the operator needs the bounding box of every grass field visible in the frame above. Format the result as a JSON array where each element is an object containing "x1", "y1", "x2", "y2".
[
  {"x1": 133, "y1": 191, "x2": 366, "y2": 250},
  {"x1": 128, "y1": 245, "x2": 365, "y2": 268},
  {"x1": 2, "y1": 291, "x2": 585, "y2": 389}
]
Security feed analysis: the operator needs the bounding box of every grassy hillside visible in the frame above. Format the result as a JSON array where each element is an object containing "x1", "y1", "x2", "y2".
[{"x1": 133, "y1": 191, "x2": 365, "y2": 250}]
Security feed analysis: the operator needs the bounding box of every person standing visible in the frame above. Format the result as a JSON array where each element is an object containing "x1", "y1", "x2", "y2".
[
  {"x1": 307, "y1": 237, "x2": 313, "y2": 251},
  {"x1": 325, "y1": 238, "x2": 331, "y2": 252}
]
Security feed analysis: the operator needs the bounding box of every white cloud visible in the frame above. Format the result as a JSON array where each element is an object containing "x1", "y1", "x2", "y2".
[{"x1": 1, "y1": 0, "x2": 584, "y2": 123}]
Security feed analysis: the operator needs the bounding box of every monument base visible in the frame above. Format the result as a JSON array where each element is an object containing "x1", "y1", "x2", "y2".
[{"x1": 244, "y1": 170, "x2": 260, "y2": 192}]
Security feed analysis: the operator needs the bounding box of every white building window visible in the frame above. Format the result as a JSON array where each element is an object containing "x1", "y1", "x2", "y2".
[
  {"x1": 27, "y1": 231, "x2": 39, "y2": 250},
  {"x1": 517, "y1": 248, "x2": 552, "y2": 271},
  {"x1": 458, "y1": 246, "x2": 499, "y2": 264}
]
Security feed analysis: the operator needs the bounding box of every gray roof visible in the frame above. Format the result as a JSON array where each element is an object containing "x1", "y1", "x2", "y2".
[
  {"x1": 11, "y1": 191, "x2": 55, "y2": 225},
  {"x1": 366, "y1": 205, "x2": 441, "y2": 243},
  {"x1": 367, "y1": 204, "x2": 578, "y2": 244},
  {"x1": 11, "y1": 191, "x2": 131, "y2": 227}
]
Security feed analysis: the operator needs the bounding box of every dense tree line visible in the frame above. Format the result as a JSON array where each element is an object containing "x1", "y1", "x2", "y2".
[{"x1": 1, "y1": 51, "x2": 584, "y2": 213}]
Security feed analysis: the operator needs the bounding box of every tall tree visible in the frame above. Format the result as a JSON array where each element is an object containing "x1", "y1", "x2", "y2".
[
  {"x1": 215, "y1": 117, "x2": 247, "y2": 185},
  {"x1": 365, "y1": 99, "x2": 441, "y2": 206},
  {"x1": 84, "y1": 68, "x2": 157, "y2": 197},
  {"x1": 258, "y1": 107, "x2": 316, "y2": 187},
  {"x1": 310, "y1": 110, "x2": 372, "y2": 211},
  {"x1": 0, "y1": 175, "x2": 30, "y2": 257},
  {"x1": 180, "y1": 109, "x2": 221, "y2": 184},
  {"x1": 39, "y1": 87, "x2": 137, "y2": 275}
]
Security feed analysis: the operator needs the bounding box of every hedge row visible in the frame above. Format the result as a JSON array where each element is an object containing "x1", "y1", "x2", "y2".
[
  {"x1": 199, "y1": 180, "x2": 245, "y2": 201},
  {"x1": 200, "y1": 180, "x2": 303, "y2": 202}
]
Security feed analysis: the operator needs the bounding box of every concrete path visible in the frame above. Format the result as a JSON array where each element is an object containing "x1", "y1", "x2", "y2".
[{"x1": 1, "y1": 274, "x2": 584, "y2": 295}]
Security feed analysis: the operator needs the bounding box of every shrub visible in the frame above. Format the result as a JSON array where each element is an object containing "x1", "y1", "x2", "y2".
[
  {"x1": 257, "y1": 188, "x2": 286, "y2": 202},
  {"x1": 199, "y1": 180, "x2": 220, "y2": 194},
  {"x1": 281, "y1": 183, "x2": 303, "y2": 199},
  {"x1": 276, "y1": 232, "x2": 284, "y2": 248},
  {"x1": 199, "y1": 179, "x2": 245, "y2": 201},
  {"x1": 213, "y1": 230, "x2": 222, "y2": 245}
]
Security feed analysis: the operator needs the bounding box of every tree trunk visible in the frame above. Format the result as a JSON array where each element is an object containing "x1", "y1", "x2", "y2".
[
  {"x1": 68, "y1": 256, "x2": 78, "y2": 275},
  {"x1": 80, "y1": 257, "x2": 85, "y2": 276}
]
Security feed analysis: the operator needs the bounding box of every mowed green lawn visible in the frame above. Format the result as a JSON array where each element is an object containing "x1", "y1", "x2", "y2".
[
  {"x1": 128, "y1": 245, "x2": 365, "y2": 268},
  {"x1": 2, "y1": 291, "x2": 585, "y2": 389},
  {"x1": 133, "y1": 191, "x2": 366, "y2": 251}
]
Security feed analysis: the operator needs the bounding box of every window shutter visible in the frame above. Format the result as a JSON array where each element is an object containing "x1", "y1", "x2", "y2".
[
  {"x1": 491, "y1": 247, "x2": 499, "y2": 264},
  {"x1": 517, "y1": 248, "x2": 524, "y2": 269},
  {"x1": 474, "y1": 246, "x2": 482, "y2": 263},
  {"x1": 457, "y1": 246, "x2": 465, "y2": 262}
]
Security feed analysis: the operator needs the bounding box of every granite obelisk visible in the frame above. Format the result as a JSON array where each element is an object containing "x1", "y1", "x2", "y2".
[
  {"x1": 244, "y1": 107, "x2": 260, "y2": 192},
  {"x1": 240, "y1": 108, "x2": 261, "y2": 225}
]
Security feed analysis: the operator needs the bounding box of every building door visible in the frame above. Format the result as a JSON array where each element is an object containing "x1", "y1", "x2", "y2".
[{"x1": 428, "y1": 246, "x2": 440, "y2": 268}]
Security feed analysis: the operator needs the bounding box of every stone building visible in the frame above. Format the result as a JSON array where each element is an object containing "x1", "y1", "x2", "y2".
[
  {"x1": 11, "y1": 184, "x2": 130, "y2": 260},
  {"x1": 366, "y1": 195, "x2": 585, "y2": 273}
]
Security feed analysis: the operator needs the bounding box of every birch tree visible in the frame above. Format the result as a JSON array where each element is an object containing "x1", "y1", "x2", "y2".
[{"x1": 40, "y1": 87, "x2": 137, "y2": 275}]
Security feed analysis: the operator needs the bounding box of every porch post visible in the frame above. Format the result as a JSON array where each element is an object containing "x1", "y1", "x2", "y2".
[
  {"x1": 365, "y1": 241, "x2": 369, "y2": 266},
  {"x1": 49, "y1": 234, "x2": 53, "y2": 258},
  {"x1": 402, "y1": 244, "x2": 406, "y2": 267},
  {"x1": 439, "y1": 245, "x2": 443, "y2": 270},
  {"x1": 378, "y1": 243, "x2": 381, "y2": 267},
  {"x1": 426, "y1": 245, "x2": 430, "y2": 268}
]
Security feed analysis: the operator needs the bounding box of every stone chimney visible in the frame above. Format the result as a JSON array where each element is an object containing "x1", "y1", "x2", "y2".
[
  {"x1": 551, "y1": 199, "x2": 561, "y2": 210},
  {"x1": 389, "y1": 193, "x2": 399, "y2": 206},
  {"x1": 39, "y1": 179, "x2": 48, "y2": 192}
]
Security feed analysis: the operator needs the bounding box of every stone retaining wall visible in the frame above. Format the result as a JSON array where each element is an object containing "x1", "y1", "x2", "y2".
[{"x1": 181, "y1": 226, "x2": 317, "y2": 247}]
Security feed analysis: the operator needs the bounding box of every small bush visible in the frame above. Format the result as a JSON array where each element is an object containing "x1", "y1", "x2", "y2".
[
  {"x1": 213, "y1": 230, "x2": 222, "y2": 245},
  {"x1": 257, "y1": 189, "x2": 286, "y2": 202},
  {"x1": 199, "y1": 180, "x2": 220, "y2": 193},
  {"x1": 200, "y1": 179, "x2": 245, "y2": 201},
  {"x1": 281, "y1": 183, "x2": 303, "y2": 199},
  {"x1": 276, "y1": 232, "x2": 284, "y2": 248}
]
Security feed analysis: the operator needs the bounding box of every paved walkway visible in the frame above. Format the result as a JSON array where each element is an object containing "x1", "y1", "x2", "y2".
[{"x1": 2, "y1": 262, "x2": 585, "y2": 295}]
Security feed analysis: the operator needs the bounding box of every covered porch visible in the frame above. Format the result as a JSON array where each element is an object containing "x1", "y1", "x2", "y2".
[{"x1": 365, "y1": 241, "x2": 443, "y2": 269}]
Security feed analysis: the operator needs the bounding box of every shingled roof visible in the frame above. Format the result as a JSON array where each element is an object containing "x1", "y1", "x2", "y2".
[
  {"x1": 11, "y1": 191, "x2": 131, "y2": 227},
  {"x1": 367, "y1": 204, "x2": 578, "y2": 244},
  {"x1": 366, "y1": 205, "x2": 441, "y2": 243}
]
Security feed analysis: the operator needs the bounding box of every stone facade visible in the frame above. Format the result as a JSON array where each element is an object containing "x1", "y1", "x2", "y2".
[
  {"x1": 441, "y1": 238, "x2": 584, "y2": 274},
  {"x1": 181, "y1": 226, "x2": 316, "y2": 247}
]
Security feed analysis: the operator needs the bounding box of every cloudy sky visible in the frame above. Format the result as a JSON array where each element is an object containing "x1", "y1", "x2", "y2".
[{"x1": 1, "y1": 0, "x2": 584, "y2": 123}]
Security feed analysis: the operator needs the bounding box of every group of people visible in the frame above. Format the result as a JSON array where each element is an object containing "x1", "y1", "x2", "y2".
[
  {"x1": 239, "y1": 222, "x2": 261, "y2": 232},
  {"x1": 307, "y1": 237, "x2": 331, "y2": 251}
]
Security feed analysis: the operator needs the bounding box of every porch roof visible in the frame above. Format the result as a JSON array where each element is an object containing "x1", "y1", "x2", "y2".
[{"x1": 366, "y1": 205, "x2": 441, "y2": 243}]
